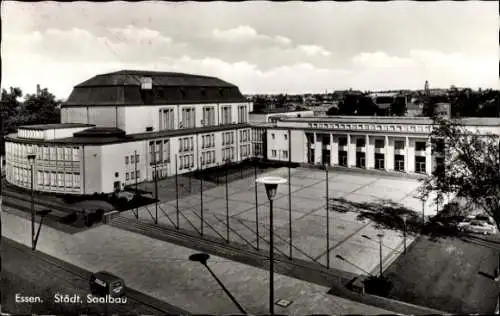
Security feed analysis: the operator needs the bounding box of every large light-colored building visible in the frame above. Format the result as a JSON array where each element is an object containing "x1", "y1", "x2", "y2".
[
  {"x1": 265, "y1": 116, "x2": 500, "y2": 175},
  {"x1": 4, "y1": 70, "x2": 500, "y2": 195},
  {"x1": 4, "y1": 70, "x2": 259, "y2": 194}
]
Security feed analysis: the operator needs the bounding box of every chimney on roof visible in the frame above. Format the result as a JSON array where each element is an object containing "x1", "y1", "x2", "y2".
[{"x1": 36, "y1": 84, "x2": 41, "y2": 96}]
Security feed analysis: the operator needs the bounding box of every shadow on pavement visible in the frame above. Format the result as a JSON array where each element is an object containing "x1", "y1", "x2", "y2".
[{"x1": 328, "y1": 197, "x2": 463, "y2": 241}]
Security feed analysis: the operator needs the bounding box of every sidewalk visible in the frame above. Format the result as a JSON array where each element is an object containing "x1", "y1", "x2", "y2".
[{"x1": 2, "y1": 209, "x2": 392, "y2": 315}]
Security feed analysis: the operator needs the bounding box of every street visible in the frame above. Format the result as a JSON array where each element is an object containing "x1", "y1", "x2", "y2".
[{"x1": 1, "y1": 238, "x2": 188, "y2": 315}]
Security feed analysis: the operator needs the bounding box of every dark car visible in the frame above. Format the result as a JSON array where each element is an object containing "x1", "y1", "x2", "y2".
[{"x1": 89, "y1": 271, "x2": 125, "y2": 297}]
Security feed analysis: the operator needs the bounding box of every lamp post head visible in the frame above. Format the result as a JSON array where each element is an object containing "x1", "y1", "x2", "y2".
[
  {"x1": 189, "y1": 253, "x2": 210, "y2": 266},
  {"x1": 402, "y1": 214, "x2": 408, "y2": 223},
  {"x1": 256, "y1": 176, "x2": 287, "y2": 201},
  {"x1": 376, "y1": 233, "x2": 385, "y2": 240}
]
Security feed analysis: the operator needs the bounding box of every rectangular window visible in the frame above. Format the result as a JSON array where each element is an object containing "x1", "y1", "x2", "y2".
[
  {"x1": 221, "y1": 106, "x2": 232, "y2": 125},
  {"x1": 64, "y1": 148, "x2": 71, "y2": 161},
  {"x1": 272, "y1": 149, "x2": 277, "y2": 157},
  {"x1": 74, "y1": 173, "x2": 80, "y2": 188},
  {"x1": 44, "y1": 171, "x2": 50, "y2": 186},
  {"x1": 65, "y1": 173, "x2": 72, "y2": 187},
  {"x1": 49, "y1": 147, "x2": 56, "y2": 160},
  {"x1": 50, "y1": 172, "x2": 56, "y2": 186},
  {"x1": 238, "y1": 105, "x2": 247, "y2": 123},
  {"x1": 126, "y1": 173, "x2": 130, "y2": 181},
  {"x1": 375, "y1": 153, "x2": 385, "y2": 169},
  {"x1": 57, "y1": 173, "x2": 64, "y2": 187},
  {"x1": 394, "y1": 154, "x2": 405, "y2": 171},
  {"x1": 135, "y1": 154, "x2": 139, "y2": 163},
  {"x1": 203, "y1": 107, "x2": 215, "y2": 126},
  {"x1": 375, "y1": 139, "x2": 385, "y2": 149},
  {"x1": 167, "y1": 109, "x2": 175, "y2": 130},
  {"x1": 43, "y1": 146, "x2": 49, "y2": 160},
  {"x1": 149, "y1": 141, "x2": 155, "y2": 164},
  {"x1": 282, "y1": 150, "x2": 289, "y2": 160},
  {"x1": 37, "y1": 171, "x2": 43, "y2": 185},
  {"x1": 131, "y1": 171, "x2": 135, "y2": 179},
  {"x1": 163, "y1": 139, "x2": 170, "y2": 163},
  {"x1": 394, "y1": 140, "x2": 405, "y2": 150},
  {"x1": 338, "y1": 137, "x2": 347, "y2": 146},
  {"x1": 155, "y1": 140, "x2": 162, "y2": 163},
  {"x1": 72, "y1": 147, "x2": 79, "y2": 161},
  {"x1": 125, "y1": 156, "x2": 129, "y2": 164},
  {"x1": 356, "y1": 138, "x2": 366, "y2": 148},
  {"x1": 338, "y1": 151, "x2": 348, "y2": 166},
  {"x1": 415, "y1": 141, "x2": 427, "y2": 151},
  {"x1": 284, "y1": 133, "x2": 288, "y2": 141},
  {"x1": 181, "y1": 107, "x2": 195, "y2": 128},
  {"x1": 136, "y1": 170, "x2": 140, "y2": 179},
  {"x1": 130, "y1": 154, "x2": 135, "y2": 164},
  {"x1": 57, "y1": 147, "x2": 64, "y2": 161},
  {"x1": 415, "y1": 156, "x2": 426, "y2": 174}
]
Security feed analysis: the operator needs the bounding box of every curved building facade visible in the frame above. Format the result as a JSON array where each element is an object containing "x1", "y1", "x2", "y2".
[{"x1": 5, "y1": 70, "x2": 254, "y2": 195}]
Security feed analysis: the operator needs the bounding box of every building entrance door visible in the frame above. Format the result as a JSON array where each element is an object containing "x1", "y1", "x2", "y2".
[{"x1": 322, "y1": 149, "x2": 331, "y2": 166}]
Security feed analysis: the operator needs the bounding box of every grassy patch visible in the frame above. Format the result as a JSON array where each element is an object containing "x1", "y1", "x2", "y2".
[{"x1": 383, "y1": 235, "x2": 499, "y2": 314}]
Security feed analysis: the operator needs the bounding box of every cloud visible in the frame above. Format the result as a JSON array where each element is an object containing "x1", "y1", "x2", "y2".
[
  {"x1": 297, "y1": 44, "x2": 332, "y2": 57},
  {"x1": 350, "y1": 50, "x2": 497, "y2": 89},
  {"x1": 108, "y1": 25, "x2": 173, "y2": 44},
  {"x1": 275, "y1": 35, "x2": 292, "y2": 46},
  {"x1": 211, "y1": 25, "x2": 292, "y2": 47},
  {"x1": 212, "y1": 25, "x2": 258, "y2": 41}
]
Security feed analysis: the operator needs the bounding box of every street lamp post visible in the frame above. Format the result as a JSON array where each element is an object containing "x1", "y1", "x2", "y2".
[
  {"x1": 254, "y1": 161, "x2": 260, "y2": 250},
  {"x1": 325, "y1": 163, "x2": 330, "y2": 269},
  {"x1": 200, "y1": 156, "x2": 204, "y2": 237},
  {"x1": 27, "y1": 154, "x2": 36, "y2": 250},
  {"x1": 377, "y1": 233, "x2": 384, "y2": 276},
  {"x1": 402, "y1": 215, "x2": 408, "y2": 254},
  {"x1": 189, "y1": 253, "x2": 247, "y2": 314},
  {"x1": 256, "y1": 176, "x2": 287, "y2": 316},
  {"x1": 153, "y1": 163, "x2": 158, "y2": 224},
  {"x1": 175, "y1": 154, "x2": 180, "y2": 229},
  {"x1": 225, "y1": 159, "x2": 230, "y2": 243},
  {"x1": 421, "y1": 197, "x2": 426, "y2": 226}
]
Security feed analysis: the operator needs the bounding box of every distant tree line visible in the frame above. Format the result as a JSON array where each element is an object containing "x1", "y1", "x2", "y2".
[
  {"x1": 327, "y1": 89, "x2": 499, "y2": 118},
  {"x1": 1, "y1": 86, "x2": 62, "y2": 155}
]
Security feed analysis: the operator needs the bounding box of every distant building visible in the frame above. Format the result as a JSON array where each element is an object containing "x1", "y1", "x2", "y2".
[
  {"x1": 249, "y1": 108, "x2": 314, "y2": 123},
  {"x1": 434, "y1": 102, "x2": 451, "y2": 119},
  {"x1": 405, "y1": 103, "x2": 424, "y2": 117}
]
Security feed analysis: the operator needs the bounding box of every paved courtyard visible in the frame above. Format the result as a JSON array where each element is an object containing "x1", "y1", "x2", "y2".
[
  {"x1": 122, "y1": 167, "x2": 450, "y2": 276},
  {"x1": 2, "y1": 211, "x2": 392, "y2": 315}
]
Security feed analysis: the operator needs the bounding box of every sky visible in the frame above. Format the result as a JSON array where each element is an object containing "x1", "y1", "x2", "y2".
[{"x1": 2, "y1": 1, "x2": 499, "y2": 99}]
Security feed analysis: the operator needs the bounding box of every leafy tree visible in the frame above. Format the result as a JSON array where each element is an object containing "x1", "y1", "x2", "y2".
[
  {"x1": 390, "y1": 96, "x2": 407, "y2": 116},
  {"x1": 326, "y1": 106, "x2": 339, "y2": 116},
  {"x1": 338, "y1": 94, "x2": 358, "y2": 115},
  {"x1": 357, "y1": 96, "x2": 378, "y2": 116},
  {"x1": 18, "y1": 87, "x2": 61, "y2": 125},
  {"x1": 252, "y1": 96, "x2": 268, "y2": 112},
  {"x1": 418, "y1": 116, "x2": 500, "y2": 226},
  {"x1": 1, "y1": 86, "x2": 61, "y2": 155},
  {"x1": 1, "y1": 87, "x2": 23, "y2": 155}
]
